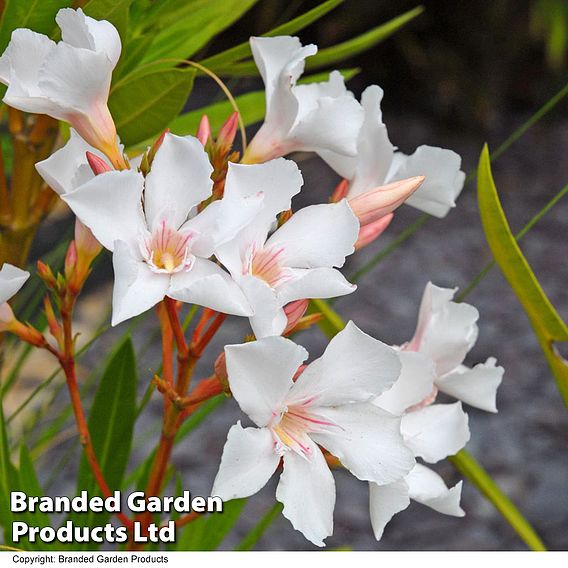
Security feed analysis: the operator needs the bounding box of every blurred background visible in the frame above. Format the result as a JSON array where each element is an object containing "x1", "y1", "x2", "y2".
[{"x1": 9, "y1": 0, "x2": 568, "y2": 551}]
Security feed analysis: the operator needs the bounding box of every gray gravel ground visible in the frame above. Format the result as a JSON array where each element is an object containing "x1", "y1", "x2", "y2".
[{"x1": 24, "y1": 110, "x2": 568, "y2": 551}]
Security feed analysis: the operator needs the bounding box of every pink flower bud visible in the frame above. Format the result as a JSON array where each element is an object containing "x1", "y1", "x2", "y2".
[
  {"x1": 43, "y1": 296, "x2": 63, "y2": 347},
  {"x1": 196, "y1": 115, "x2": 211, "y2": 146},
  {"x1": 75, "y1": 219, "x2": 102, "y2": 259},
  {"x1": 283, "y1": 299, "x2": 309, "y2": 335},
  {"x1": 148, "y1": 129, "x2": 169, "y2": 164},
  {"x1": 330, "y1": 179, "x2": 349, "y2": 203},
  {"x1": 70, "y1": 220, "x2": 102, "y2": 293},
  {"x1": 37, "y1": 260, "x2": 57, "y2": 289},
  {"x1": 86, "y1": 151, "x2": 112, "y2": 175},
  {"x1": 348, "y1": 176, "x2": 425, "y2": 226},
  {"x1": 64, "y1": 241, "x2": 78, "y2": 281},
  {"x1": 217, "y1": 112, "x2": 239, "y2": 153},
  {"x1": 355, "y1": 213, "x2": 394, "y2": 250}
]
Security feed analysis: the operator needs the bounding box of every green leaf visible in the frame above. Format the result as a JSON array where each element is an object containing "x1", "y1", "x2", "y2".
[
  {"x1": 17, "y1": 445, "x2": 51, "y2": 529},
  {"x1": 477, "y1": 145, "x2": 568, "y2": 406},
  {"x1": 208, "y1": 6, "x2": 424, "y2": 77},
  {"x1": 235, "y1": 502, "x2": 283, "y2": 551},
  {"x1": 200, "y1": 0, "x2": 346, "y2": 71},
  {"x1": 113, "y1": 34, "x2": 154, "y2": 79},
  {"x1": 76, "y1": 336, "x2": 137, "y2": 530},
  {"x1": 450, "y1": 450, "x2": 546, "y2": 551},
  {"x1": 82, "y1": 0, "x2": 132, "y2": 40},
  {"x1": 177, "y1": 499, "x2": 247, "y2": 551},
  {"x1": 305, "y1": 6, "x2": 424, "y2": 71},
  {"x1": 0, "y1": 397, "x2": 16, "y2": 543},
  {"x1": 109, "y1": 68, "x2": 195, "y2": 147},
  {"x1": 138, "y1": 0, "x2": 210, "y2": 31},
  {"x1": 0, "y1": 0, "x2": 71, "y2": 53},
  {"x1": 141, "y1": 0, "x2": 259, "y2": 65}
]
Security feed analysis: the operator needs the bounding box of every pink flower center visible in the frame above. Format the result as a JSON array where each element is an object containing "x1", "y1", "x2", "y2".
[
  {"x1": 245, "y1": 245, "x2": 291, "y2": 289},
  {"x1": 270, "y1": 405, "x2": 338, "y2": 458},
  {"x1": 144, "y1": 221, "x2": 194, "y2": 274}
]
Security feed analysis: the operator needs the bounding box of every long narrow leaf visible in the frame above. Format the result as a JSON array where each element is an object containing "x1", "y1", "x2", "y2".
[
  {"x1": 449, "y1": 450, "x2": 546, "y2": 550},
  {"x1": 209, "y1": 7, "x2": 423, "y2": 76},
  {"x1": 305, "y1": 6, "x2": 424, "y2": 71},
  {"x1": 75, "y1": 336, "x2": 137, "y2": 535},
  {"x1": 200, "y1": 0, "x2": 346, "y2": 71},
  {"x1": 177, "y1": 499, "x2": 246, "y2": 550},
  {"x1": 235, "y1": 502, "x2": 283, "y2": 551},
  {"x1": 477, "y1": 144, "x2": 568, "y2": 405},
  {"x1": 141, "y1": 0, "x2": 258, "y2": 65}
]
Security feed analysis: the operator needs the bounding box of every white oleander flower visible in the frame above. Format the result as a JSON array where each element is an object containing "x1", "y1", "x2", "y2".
[
  {"x1": 215, "y1": 163, "x2": 359, "y2": 338},
  {"x1": 60, "y1": 132, "x2": 268, "y2": 325},
  {"x1": 0, "y1": 264, "x2": 30, "y2": 330},
  {"x1": 0, "y1": 8, "x2": 121, "y2": 161},
  {"x1": 211, "y1": 322, "x2": 415, "y2": 546},
  {"x1": 320, "y1": 86, "x2": 466, "y2": 218},
  {"x1": 403, "y1": 282, "x2": 504, "y2": 412},
  {"x1": 242, "y1": 36, "x2": 364, "y2": 164},
  {"x1": 368, "y1": 283, "x2": 504, "y2": 539}
]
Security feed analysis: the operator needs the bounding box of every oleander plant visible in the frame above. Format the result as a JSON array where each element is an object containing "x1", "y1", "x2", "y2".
[{"x1": 0, "y1": 0, "x2": 566, "y2": 553}]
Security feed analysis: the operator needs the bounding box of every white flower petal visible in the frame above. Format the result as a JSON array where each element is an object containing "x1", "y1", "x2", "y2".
[
  {"x1": 211, "y1": 422, "x2": 280, "y2": 501},
  {"x1": 144, "y1": 133, "x2": 213, "y2": 230},
  {"x1": 406, "y1": 463, "x2": 465, "y2": 516},
  {"x1": 436, "y1": 358, "x2": 504, "y2": 413},
  {"x1": 292, "y1": 70, "x2": 350, "y2": 120},
  {"x1": 368, "y1": 480, "x2": 410, "y2": 541},
  {"x1": 407, "y1": 282, "x2": 479, "y2": 377},
  {"x1": 62, "y1": 170, "x2": 146, "y2": 252},
  {"x1": 35, "y1": 129, "x2": 99, "y2": 195},
  {"x1": 184, "y1": 194, "x2": 264, "y2": 256},
  {"x1": 390, "y1": 145, "x2": 466, "y2": 218},
  {"x1": 349, "y1": 85, "x2": 395, "y2": 195},
  {"x1": 288, "y1": 321, "x2": 401, "y2": 407},
  {"x1": 240, "y1": 275, "x2": 288, "y2": 339},
  {"x1": 111, "y1": 241, "x2": 169, "y2": 326},
  {"x1": 56, "y1": 8, "x2": 121, "y2": 66},
  {"x1": 289, "y1": 92, "x2": 364, "y2": 156},
  {"x1": 223, "y1": 159, "x2": 303, "y2": 224},
  {"x1": 276, "y1": 267, "x2": 355, "y2": 305},
  {"x1": 38, "y1": 41, "x2": 113, "y2": 119},
  {"x1": 0, "y1": 29, "x2": 57, "y2": 114},
  {"x1": 401, "y1": 402, "x2": 470, "y2": 463},
  {"x1": 311, "y1": 402, "x2": 415, "y2": 484},
  {"x1": 0, "y1": 264, "x2": 30, "y2": 304},
  {"x1": 276, "y1": 441, "x2": 335, "y2": 547},
  {"x1": 250, "y1": 36, "x2": 315, "y2": 135},
  {"x1": 266, "y1": 201, "x2": 359, "y2": 268},
  {"x1": 374, "y1": 351, "x2": 437, "y2": 415},
  {"x1": 321, "y1": 84, "x2": 394, "y2": 196},
  {"x1": 168, "y1": 257, "x2": 252, "y2": 316},
  {"x1": 225, "y1": 335, "x2": 308, "y2": 427}
]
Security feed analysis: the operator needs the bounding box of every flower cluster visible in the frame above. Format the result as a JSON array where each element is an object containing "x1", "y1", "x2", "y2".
[{"x1": 0, "y1": 8, "x2": 504, "y2": 548}]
